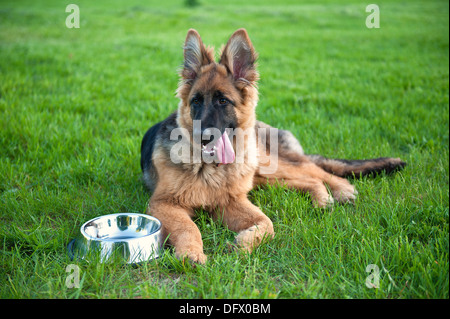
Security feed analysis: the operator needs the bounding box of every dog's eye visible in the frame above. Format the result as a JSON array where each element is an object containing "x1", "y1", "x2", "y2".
[
  {"x1": 218, "y1": 98, "x2": 228, "y2": 105},
  {"x1": 191, "y1": 98, "x2": 200, "y2": 105}
]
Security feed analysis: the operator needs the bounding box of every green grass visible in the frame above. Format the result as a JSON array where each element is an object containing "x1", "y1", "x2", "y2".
[{"x1": 0, "y1": 0, "x2": 448, "y2": 299}]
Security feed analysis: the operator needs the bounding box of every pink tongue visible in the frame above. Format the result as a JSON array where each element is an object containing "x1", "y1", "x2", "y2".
[{"x1": 215, "y1": 131, "x2": 235, "y2": 164}]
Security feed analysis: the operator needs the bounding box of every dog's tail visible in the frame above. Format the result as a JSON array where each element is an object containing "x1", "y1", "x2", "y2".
[{"x1": 306, "y1": 155, "x2": 406, "y2": 178}]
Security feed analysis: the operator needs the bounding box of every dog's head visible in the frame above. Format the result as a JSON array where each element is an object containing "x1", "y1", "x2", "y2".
[{"x1": 176, "y1": 28, "x2": 259, "y2": 149}]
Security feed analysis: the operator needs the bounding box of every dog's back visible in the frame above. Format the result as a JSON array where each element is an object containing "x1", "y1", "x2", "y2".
[{"x1": 141, "y1": 112, "x2": 177, "y2": 192}]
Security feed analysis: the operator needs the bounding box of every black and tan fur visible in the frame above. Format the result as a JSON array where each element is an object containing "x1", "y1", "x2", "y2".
[{"x1": 140, "y1": 29, "x2": 406, "y2": 264}]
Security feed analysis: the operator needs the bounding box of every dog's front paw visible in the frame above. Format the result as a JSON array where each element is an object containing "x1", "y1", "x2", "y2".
[
  {"x1": 175, "y1": 248, "x2": 207, "y2": 265},
  {"x1": 331, "y1": 179, "x2": 358, "y2": 204},
  {"x1": 313, "y1": 193, "x2": 335, "y2": 208},
  {"x1": 234, "y1": 224, "x2": 274, "y2": 253},
  {"x1": 234, "y1": 225, "x2": 258, "y2": 252}
]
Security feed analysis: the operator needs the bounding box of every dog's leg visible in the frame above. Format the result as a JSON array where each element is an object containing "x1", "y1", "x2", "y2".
[
  {"x1": 218, "y1": 195, "x2": 274, "y2": 253},
  {"x1": 316, "y1": 168, "x2": 358, "y2": 204},
  {"x1": 147, "y1": 199, "x2": 207, "y2": 264},
  {"x1": 255, "y1": 158, "x2": 357, "y2": 208},
  {"x1": 254, "y1": 174, "x2": 335, "y2": 208}
]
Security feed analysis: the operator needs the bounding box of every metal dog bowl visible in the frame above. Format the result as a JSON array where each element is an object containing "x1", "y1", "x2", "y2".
[{"x1": 68, "y1": 213, "x2": 163, "y2": 264}]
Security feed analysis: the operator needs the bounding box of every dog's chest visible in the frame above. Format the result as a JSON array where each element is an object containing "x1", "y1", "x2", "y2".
[{"x1": 173, "y1": 162, "x2": 255, "y2": 208}]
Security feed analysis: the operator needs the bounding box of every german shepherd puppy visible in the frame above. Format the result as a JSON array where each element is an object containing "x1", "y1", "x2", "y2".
[{"x1": 140, "y1": 29, "x2": 405, "y2": 264}]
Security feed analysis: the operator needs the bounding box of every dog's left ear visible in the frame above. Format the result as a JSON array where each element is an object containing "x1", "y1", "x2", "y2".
[{"x1": 219, "y1": 28, "x2": 258, "y2": 86}]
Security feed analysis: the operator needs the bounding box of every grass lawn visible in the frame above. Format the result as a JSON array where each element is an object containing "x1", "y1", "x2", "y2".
[{"x1": 0, "y1": 0, "x2": 448, "y2": 299}]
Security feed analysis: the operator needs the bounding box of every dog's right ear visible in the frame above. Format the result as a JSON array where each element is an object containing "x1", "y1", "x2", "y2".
[{"x1": 181, "y1": 29, "x2": 213, "y2": 81}]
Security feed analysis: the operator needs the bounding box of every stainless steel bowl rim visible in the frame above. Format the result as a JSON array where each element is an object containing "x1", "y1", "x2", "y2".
[
  {"x1": 80, "y1": 213, "x2": 162, "y2": 242},
  {"x1": 69, "y1": 212, "x2": 163, "y2": 264}
]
